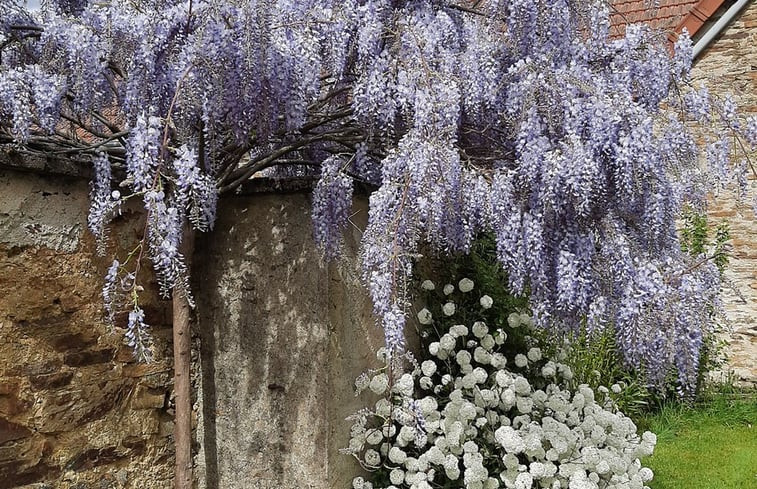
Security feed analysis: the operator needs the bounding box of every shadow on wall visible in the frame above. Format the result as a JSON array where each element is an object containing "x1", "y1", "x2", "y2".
[{"x1": 194, "y1": 193, "x2": 385, "y2": 489}]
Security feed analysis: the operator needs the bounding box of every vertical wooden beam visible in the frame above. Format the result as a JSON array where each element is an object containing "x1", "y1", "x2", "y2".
[{"x1": 173, "y1": 225, "x2": 195, "y2": 489}]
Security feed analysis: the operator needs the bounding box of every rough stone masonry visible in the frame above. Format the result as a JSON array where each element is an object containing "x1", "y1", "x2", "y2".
[{"x1": 0, "y1": 166, "x2": 175, "y2": 488}]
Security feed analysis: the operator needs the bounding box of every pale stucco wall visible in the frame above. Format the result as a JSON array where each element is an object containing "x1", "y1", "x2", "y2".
[{"x1": 192, "y1": 192, "x2": 384, "y2": 489}]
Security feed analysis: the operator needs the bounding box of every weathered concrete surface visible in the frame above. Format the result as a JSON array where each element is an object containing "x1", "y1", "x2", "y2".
[
  {"x1": 0, "y1": 171, "x2": 88, "y2": 252},
  {"x1": 693, "y1": 2, "x2": 757, "y2": 386},
  {"x1": 194, "y1": 194, "x2": 384, "y2": 489},
  {"x1": 0, "y1": 170, "x2": 175, "y2": 488}
]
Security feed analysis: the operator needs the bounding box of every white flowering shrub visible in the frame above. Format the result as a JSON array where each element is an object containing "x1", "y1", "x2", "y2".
[{"x1": 345, "y1": 278, "x2": 656, "y2": 489}]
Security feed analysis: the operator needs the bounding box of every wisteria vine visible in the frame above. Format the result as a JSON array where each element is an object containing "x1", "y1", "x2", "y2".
[{"x1": 1, "y1": 0, "x2": 756, "y2": 395}]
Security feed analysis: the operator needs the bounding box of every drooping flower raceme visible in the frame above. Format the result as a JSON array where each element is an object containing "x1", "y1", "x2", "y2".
[{"x1": 1, "y1": 1, "x2": 754, "y2": 381}]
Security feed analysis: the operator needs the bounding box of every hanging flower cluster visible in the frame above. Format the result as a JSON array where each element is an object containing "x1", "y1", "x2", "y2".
[
  {"x1": 1, "y1": 1, "x2": 755, "y2": 374},
  {"x1": 345, "y1": 279, "x2": 656, "y2": 489}
]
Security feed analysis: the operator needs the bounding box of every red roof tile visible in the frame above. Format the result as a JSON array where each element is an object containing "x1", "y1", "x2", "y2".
[
  {"x1": 610, "y1": 0, "x2": 727, "y2": 42},
  {"x1": 610, "y1": 0, "x2": 702, "y2": 37}
]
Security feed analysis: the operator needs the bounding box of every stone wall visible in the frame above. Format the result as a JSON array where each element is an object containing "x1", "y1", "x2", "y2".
[
  {"x1": 0, "y1": 169, "x2": 175, "y2": 488},
  {"x1": 0, "y1": 163, "x2": 384, "y2": 488},
  {"x1": 692, "y1": 2, "x2": 757, "y2": 385}
]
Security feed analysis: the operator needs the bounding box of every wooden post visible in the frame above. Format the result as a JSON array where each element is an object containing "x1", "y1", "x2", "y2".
[{"x1": 173, "y1": 225, "x2": 195, "y2": 489}]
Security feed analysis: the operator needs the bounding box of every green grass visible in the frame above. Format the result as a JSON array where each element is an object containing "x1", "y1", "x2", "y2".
[{"x1": 637, "y1": 394, "x2": 757, "y2": 489}]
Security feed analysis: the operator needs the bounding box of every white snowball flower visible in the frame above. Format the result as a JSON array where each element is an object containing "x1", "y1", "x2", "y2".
[
  {"x1": 443, "y1": 284, "x2": 455, "y2": 295},
  {"x1": 380, "y1": 443, "x2": 390, "y2": 457},
  {"x1": 513, "y1": 377, "x2": 531, "y2": 395},
  {"x1": 473, "y1": 367, "x2": 488, "y2": 384},
  {"x1": 507, "y1": 313, "x2": 521, "y2": 328},
  {"x1": 396, "y1": 373, "x2": 414, "y2": 396},
  {"x1": 479, "y1": 295, "x2": 493, "y2": 309},
  {"x1": 502, "y1": 453, "x2": 519, "y2": 470},
  {"x1": 529, "y1": 462, "x2": 547, "y2": 478},
  {"x1": 419, "y1": 396, "x2": 438, "y2": 415},
  {"x1": 450, "y1": 324, "x2": 469, "y2": 337},
  {"x1": 352, "y1": 477, "x2": 365, "y2": 489},
  {"x1": 382, "y1": 425, "x2": 397, "y2": 438},
  {"x1": 419, "y1": 376, "x2": 433, "y2": 390},
  {"x1": 495, "y1": 426, "x2": 525, "y2": 453},
  {"x1": 366, "y1": 429, "x2": 383, "y2": 445},
  {"x1": 444, "y1": 455, "x2": 461, "y2": 480},
  {"x1": 460, "y1": 402, "x2": 477, "y2": 420},
  {"x1": 527, "y1": 347, "x2": 542, "y2": 362},
  {"x1": 348, "y1": 436, "x2": 364, "y2": 453},
  {"x1": 369, "y1": 373, "x2": 389, "y2": 395},
  {"x1": 458, "y1": 278, "x2": 475, "y2": 293},
  {"x1": 492, "y1": 369, "x2": 510, "y2": 386},
  {"x1": 474, "y1": 347, "x2": 491, "y2": 365},
  {"x1": 417, "y1": 308, "x2": 433, "y2": 325},
  {"x1": 514, "y1": 472, "x2": 533, "y2": 489},
  {"x1": 481, "y1": 334, "x2": 496, "y2": 351},
  {"x1": 519, "y1": 313, "x2": 533, "y2": 327},
  {"x1": 375, "y1": 398, "x2": 392, "y2": 417},
  {"x1": 404, "y1": 469, "x2": 421, "y2": 483},
  {"x1": 642, "y1": 431, "x2": 657, "y2": 446},
  {"x1": 542, "y1": 364, "x2": 556, "y2": 378},
  {"x1": 461, "y1": 373, "x2": 477, "y2": 389},
  {"x1": 490, "y1": 353, "x2": 506, "y2": 369},
  {"x1": 611, "y1": 383, "x2": 622, "y2": 394},
  {"x1": 443, "y1": 302, "x2": 456, "y2": 316},
  {"x1": 440, "y1": 334, "x2": 456, "y2": 351},
  {"x1": 514, "y1": 354, "x2": 528, "y2": 368},
  {"x1": 388, "y1": 446, "x2": 407, "y2": 464},
  {"x1": 484, "y1": 477, "x2": 500, "y2": 489},
  {"x1": 390, "y1": 468, "x2": 405, "y2": 485},
  {"x1": 456, "y1": 350, "x2": 472, "y2": 366},
  {"x1": 559, "y1": 364, "x2": 574, "y2": 381},
  {"x1": 423, "y1": 446, "x2": 443, "y2": 465},
  {"x1": 516, "y1": 396, "x2": 534, "y2": 414},
  {"x1": 441, "y1": 374, "x2": 453, "y2": 386},
  {"x1": 421, "y1": 280, "x2": 435, "y2": 291},
  {"x1": 421, "y1": 360, "x2": 437, "y2": 377},
  {"x1": 472, "y1": 321, "x2": 488, "y2": 338},
  {"x1": 364, "y1": 448, "x2": 381, "y2": 466},
  {"x1": 429, "y1": 342, "x2": 440, "y2": 356},
  {"x1": 639, "y1": 467, "x2": 654, "y2": 482},
  {"x1": 355, "y1": 373, "x2": 370, "y2": 392},
  {"x1": 463, "y1": 440, "x2": 479, "y2": 454}
]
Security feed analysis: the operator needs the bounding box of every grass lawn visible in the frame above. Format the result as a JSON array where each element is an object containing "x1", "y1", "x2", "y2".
[{"x1": 638, "y1": 395, "x2": 757, "y2": 489}]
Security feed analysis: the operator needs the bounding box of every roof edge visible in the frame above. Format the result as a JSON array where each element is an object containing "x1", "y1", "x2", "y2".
[{"x1": 670, "y1": 0, "x2": 728, "y2": 41}]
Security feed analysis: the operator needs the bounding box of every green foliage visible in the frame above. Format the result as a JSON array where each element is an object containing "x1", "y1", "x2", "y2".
[
  {"x1": 678, "y1": 207, "x2": 733, "y2": 399},
  {"x1": 560, "y1": 328, "x2": 653, "y2": 419},
  {"x1": 679, "y1": 207, "x2": 731, "y2": 273}
]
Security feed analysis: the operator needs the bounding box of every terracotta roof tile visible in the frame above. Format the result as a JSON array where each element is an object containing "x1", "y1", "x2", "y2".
[{"x1": 610, "y1": 0, "x2": 702, "y2": 37}]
